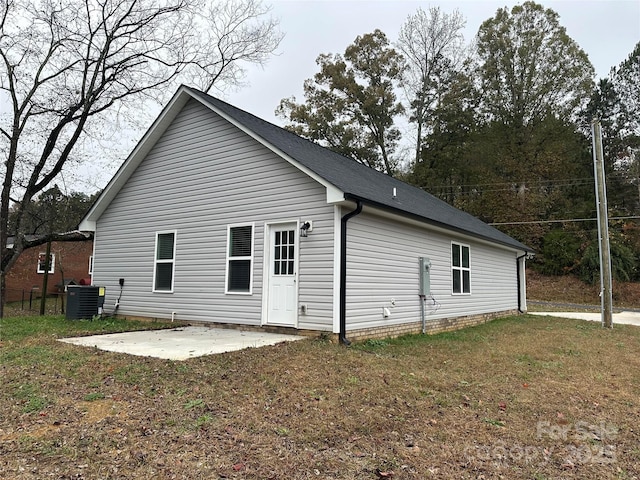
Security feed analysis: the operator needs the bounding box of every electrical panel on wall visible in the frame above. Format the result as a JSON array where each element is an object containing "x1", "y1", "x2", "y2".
[{"x1": 419, "y1": 256, "x2": 431, "y2": 296}]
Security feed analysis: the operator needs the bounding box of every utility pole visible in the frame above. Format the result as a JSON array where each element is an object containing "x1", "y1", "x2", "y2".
[{"x1": 591, "y1": 120, "x2": 613, "y2": 328}]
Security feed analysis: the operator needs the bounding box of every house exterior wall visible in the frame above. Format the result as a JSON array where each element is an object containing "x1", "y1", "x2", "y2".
[
  {"x1": 92, "y1": 99, "x2": 335, "y2": 328},
  {"x1": 344, "y1": 209, "x2": 519, "y2": 332},
  {"x1": 5, "y1": 240, "x2": 94, "y2": 303}
]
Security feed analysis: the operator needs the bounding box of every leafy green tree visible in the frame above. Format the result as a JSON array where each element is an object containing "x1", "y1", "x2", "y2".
[
  {"x1": 277, "y1": 30, "x2": 404, "y2": 176},
  {"x1": 410, "y1": 73, "x2": 595, "y2": 251},
  {"x1": 605, "y1": 42, "x2": 640, "y2": 281},
  {"x1": 609, "y1": 42, "x2": 640, "y2": 214},
  {"x1": 476, "y1": 1, "x2": 594, "y2": 127},
  {"x1": 444, "y1": 1, "x2": 598, "y2": 249},
  {"x1": 465, "y1": 115, "x2": 596, "y2": 250},
  {"x1": 578, "y1": 239, "x2": 637, "y2": 284},
  {"x1": 621, "y1": 221, "x2": 640, "y2": 281},
  {"x1": 535, "y1": 229, "x2": 586, "y2": 276},
  {"x1": 612, "y1": 42, "x2": 640, "y2": 137},
  {"x1": 585, "y1": 78, "x2": 639, "y2": 217},
  {"x1": 8, "y1": 186, "x2": 98, "y2": 236},
  {"x1": 585, "y1": 78, "x2": 622, "y2": 166}
]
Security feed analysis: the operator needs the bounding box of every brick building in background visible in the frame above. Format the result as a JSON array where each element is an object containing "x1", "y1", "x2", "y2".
[{"x1": 4, "y1": 238, "x2": 94, "y2": 303}]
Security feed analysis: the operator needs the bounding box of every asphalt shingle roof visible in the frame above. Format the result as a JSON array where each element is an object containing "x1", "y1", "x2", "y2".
[{"x1": 187, "y1": 87, "x2": 532, "y2": 252}]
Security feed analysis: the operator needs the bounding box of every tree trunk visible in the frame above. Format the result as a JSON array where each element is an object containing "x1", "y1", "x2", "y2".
[
  {"x1": 58, "y1": 252, "x2": 65, "y2": 314},
  {"x1": 0, "y1": 272, "x2": 5, "y2": 318},
  {"x1": 39, "y1": 241, "x2": 52, "y2": 315}
]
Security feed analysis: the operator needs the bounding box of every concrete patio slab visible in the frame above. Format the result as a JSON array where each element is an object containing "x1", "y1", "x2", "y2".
[
  {"x1": 59, "y1": 326, "x2": 306, "y2": 360},
  {"x1": 529, "y1": 311, "x2": 640, "y2": 326}
]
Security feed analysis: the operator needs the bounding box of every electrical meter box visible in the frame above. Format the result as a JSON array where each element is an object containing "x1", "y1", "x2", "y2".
[
  {"x1": 418, "y1": 257, "x2": 431, "y2": 296},
  {"x1": 66, "y1": 285, "x2": 106, "y2": 320}
]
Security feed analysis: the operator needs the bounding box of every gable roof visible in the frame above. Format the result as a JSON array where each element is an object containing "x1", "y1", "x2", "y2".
[{"x1": 81, "y1": 85, "x2": 532, "y2": 253}]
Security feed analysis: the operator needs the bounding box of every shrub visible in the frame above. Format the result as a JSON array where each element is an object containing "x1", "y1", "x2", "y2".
[
  {"x1": 577, "y1": 240, "x2": 637, "y2": 284},
  {"x1": 535, "y1": 229, "x2": 583, "y2": 276}
]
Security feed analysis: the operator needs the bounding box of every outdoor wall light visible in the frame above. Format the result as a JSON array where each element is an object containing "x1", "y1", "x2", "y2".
[{"x1": 300, "y1": 221, "x2": 312, "y2": 237}]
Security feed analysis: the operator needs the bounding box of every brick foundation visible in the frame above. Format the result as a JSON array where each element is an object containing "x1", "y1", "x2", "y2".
[{"x1": 343, "y1": 309, "x2": 520, "y2": 342}]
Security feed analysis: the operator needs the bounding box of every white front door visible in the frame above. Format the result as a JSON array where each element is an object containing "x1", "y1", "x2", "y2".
[{"x1": 267, "y1": 223, "x2": 298, "y2": 326}]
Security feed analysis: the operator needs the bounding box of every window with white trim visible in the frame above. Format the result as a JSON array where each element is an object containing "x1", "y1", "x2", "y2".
[
  {"x1": 37, "y1": 253, "x2": 55, "y2": 274},
  {"x1": 88, "y1": 255, "x2": 94, "y2": 275},
  {"x1": 153, "y1": 231, "x2": 176, "y2": 292},
  {"x1": 226, "y1": 224, "x2": 253, "y2": 294},
  {"x1": 451, "y1": 243, "x2": 470, "y2": 294}
]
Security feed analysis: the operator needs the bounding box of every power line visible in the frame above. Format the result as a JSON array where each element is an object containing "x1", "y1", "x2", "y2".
[
  {"x1": 427, "y1": 177, "x2": 593, "y2": 189},
  {"x1": 489, "y1": 215, "x2": 640, "y2": 226},
  {"x1": 441, "y1": 181, "x2": 596, "y2": 196},
  {"x1": 424, "y1": 172, "x2": 632, "y2": 190}
]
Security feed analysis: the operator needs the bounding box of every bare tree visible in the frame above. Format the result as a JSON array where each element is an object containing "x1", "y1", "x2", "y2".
[
  {"x1": 396, "y1": 6, "x2": 468, "y2": 165},
  {"x1": 0, "y1": 0, "x2": 283, "y2": 316}
]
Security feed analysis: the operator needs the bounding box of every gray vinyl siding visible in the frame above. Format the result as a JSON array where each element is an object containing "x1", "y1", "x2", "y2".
[
  {"x1": 92, "y1": 99, "x2": 335, "y2": 329},
  {"x1": 344, "y1": 211, "x2": 518, "y2": 331}
]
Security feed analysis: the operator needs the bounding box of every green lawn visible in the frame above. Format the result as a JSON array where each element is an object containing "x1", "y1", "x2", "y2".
[{"x1": 1, "y1": 314, "x2": 639, "y2": 479}]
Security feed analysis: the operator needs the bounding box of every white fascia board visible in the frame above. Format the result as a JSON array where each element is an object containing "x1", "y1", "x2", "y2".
[
  {"x1": 78, "y1": 87, "x2": 194, "y2": 232},
  {"x1": 194, "y1": 95, "x2": 345, "y2": 206},
  {"x1": 326, "y1": 185, "x2": 345, "y2": 204},
  {"x1": 78, "y1": 219, "x2": 96, "y2": 231}
]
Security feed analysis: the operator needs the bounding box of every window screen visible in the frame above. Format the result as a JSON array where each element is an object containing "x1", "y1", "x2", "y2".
[
  {"x1": 154, "y1": 232, "x2": 175, "y2": 291},
  {"x1": 227, "y1": 225, "x2": 253, "y2": 293}
]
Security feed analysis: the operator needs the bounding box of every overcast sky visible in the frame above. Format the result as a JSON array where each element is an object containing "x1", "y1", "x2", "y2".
[
  {"x1": 226, "y1": 0, "x2": 640, "y2": 126},
  {"x1": 63, "y1": 0, "x2": 640, "y2": 192}
]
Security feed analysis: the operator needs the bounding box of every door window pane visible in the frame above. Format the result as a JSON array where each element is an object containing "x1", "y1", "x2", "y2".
[{"x1": 273, "y1": 229, "x2": 295, "y2": 276}]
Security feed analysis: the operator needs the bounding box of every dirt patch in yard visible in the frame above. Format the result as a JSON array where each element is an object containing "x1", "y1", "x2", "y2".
[{"x1": 526, "y1": 269, "x2": 640, "y2": 309}]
